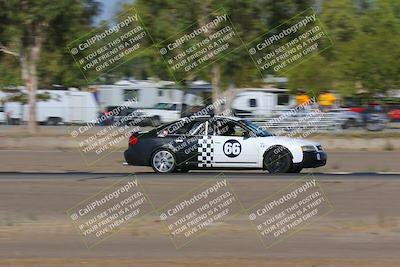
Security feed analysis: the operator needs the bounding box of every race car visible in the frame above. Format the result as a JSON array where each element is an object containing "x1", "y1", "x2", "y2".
[{"x1": 124, "y1": 116, "x2": 327, "y2": 173}]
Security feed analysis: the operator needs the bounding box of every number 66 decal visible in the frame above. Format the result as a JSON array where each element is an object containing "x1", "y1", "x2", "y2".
[{"x1": 223, "y1": 140, "x2": 241, "y2": 157}]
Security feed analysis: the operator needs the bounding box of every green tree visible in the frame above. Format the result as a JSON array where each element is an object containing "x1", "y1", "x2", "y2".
[
  {"x1": 341, "y1": 0, "x2": 400, "y2": 94},
  {"x1": 285, "y1": 0, "x2": 360, "y2": 96},
  {"x1": 0, "y1": 0, "x2": 99, "y2": 133},
  {"x1": 286, "y1": 0, "x2": 400, "y2": 97},
  {"x1": 118, "y1": 0, "x2": 313, "y2": 107}
]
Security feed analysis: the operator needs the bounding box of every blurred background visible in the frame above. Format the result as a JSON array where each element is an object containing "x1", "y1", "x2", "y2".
[
  {"x1": 0, "y1": 0, "x2": 400, "y2": 172},
  {"x1": 1, "y1": 2, "x2": 400, "y2": 267}
]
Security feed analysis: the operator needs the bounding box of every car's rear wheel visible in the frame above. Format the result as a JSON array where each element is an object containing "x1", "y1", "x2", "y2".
[
  {"x1": 342, "y1": 118, "x2": 356, "y2": 129},
  {"x1": 151, "y1": 149, "x2": 176, "y2": 173},
  {"x1": 263, "y1": 148, "x2": 292, "y2": 173}
]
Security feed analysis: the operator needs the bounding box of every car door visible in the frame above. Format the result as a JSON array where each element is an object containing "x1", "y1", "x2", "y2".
[
  {"x1": 164, "y1": 104, "x2": 180, "y2": 122},
  {"x1": 211, "y1": 119, "x2": 259, "y2": 168},
  {"x1": 169, "y1": 118, "x2": 208, "y2": 168}
]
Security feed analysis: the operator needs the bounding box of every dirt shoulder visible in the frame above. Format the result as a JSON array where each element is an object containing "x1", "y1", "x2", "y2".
[{"x1": 1, "y1": 125, "x2": 400, "y2": 152}]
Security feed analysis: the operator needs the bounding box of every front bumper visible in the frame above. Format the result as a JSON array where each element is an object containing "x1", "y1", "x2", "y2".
[{"x1": 297, "y1": 151, "x2": 327, "y2": 168}]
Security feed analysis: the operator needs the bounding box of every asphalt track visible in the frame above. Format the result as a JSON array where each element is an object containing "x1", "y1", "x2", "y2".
[
  {"x1": 0, "y1": 172, "x2": 399, "y2": 266},
  {"x1": 1, "y1": 150, "x2": 399, "y2": 173},
  {"x1": 1, "y1": 171, "x2": 400, "y2": 179}
]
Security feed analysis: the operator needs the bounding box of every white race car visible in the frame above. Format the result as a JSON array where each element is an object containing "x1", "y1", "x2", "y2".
[{"x1": 124, "y1": 116, "x2": 327, "y2": 173}]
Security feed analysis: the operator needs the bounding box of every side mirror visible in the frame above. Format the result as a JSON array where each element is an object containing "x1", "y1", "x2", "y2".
[{"x1": 242, "y1": 131, "x2": 250, "y2": 138}]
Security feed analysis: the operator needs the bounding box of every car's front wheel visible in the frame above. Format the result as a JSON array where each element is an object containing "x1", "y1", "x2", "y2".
[
  {"x1": 342, "y1": 118, "x2": 356, "y2": 129},
  {"x1": 263, "y1": 148, "x2": 292, "y2": 173},
  {"x1": 151, "y1": 149, "x2": 176, "y2": 173}
]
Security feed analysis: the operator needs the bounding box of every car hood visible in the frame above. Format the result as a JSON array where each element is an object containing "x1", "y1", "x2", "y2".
[
  {"x1": 137, "y1": 109, "x2": 163, "y2": 116},
  {"x1": 258, "y1": 135, "x2": 320, "y2": 147}
]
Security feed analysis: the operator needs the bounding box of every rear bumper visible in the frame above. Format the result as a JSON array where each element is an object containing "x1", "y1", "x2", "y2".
[
  {"x1": 296, "y1": 151, "x2": 327, "y2": 168},
  {"x1": 124, "y1": 148, "x2": 149, "y2": 166}
]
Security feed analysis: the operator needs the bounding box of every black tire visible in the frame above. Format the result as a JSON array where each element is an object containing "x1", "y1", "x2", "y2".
[
  {"x1": 263, "y1": 147, "x2": 292, "y2": 174},
  {"x1": 342, "y1": 119, "x2": 355, "y2": 129},
  {"x1": 150, "y1": 149, "x2": 176, "y2": 173},
  {"x1": 288, "y1": 165, "x2": 303, "y2": 173},
  {"x1": 11, "y1": 118, "x2": 21, "y2": 125},
  {"x1": 47, "y1": 117, "x2": 61, "y2": 125},
  {"x1": 365, "y1": 122, "x2": 386, "y2": 131}
]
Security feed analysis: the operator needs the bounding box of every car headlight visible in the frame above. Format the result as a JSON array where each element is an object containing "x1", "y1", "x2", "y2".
[{"x1": 301, "y1": 145, "x2": 316, "y2": 152}]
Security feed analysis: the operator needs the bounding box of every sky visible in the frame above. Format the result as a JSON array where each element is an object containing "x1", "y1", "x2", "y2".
[{"x1": 94, "y1": 0, "x2": 132, "y2": 25}]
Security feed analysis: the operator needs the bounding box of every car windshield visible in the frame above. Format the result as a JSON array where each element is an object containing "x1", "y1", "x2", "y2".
[
  {"x1": 240, "y1": 120, "x2": 273, "y2": 137},
  {"x1": 153, "y1": 103, "x2": 168, "y2": 109},
  {"x1": 153, "y1": 103, "x2": 177, "y2": 110}
]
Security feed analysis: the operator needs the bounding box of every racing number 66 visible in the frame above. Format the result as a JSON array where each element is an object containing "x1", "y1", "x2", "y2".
[
  {"x1": 223, "y1": 140, "x2": 242, "y2": 157},
  {"x1": 224, "y1": 143, "x2": 240, "y2": 154}
]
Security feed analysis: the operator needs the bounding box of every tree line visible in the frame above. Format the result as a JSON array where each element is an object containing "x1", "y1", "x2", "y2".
[{"x1": 1, "y1": 0, "x2": 399, "y2": 132}]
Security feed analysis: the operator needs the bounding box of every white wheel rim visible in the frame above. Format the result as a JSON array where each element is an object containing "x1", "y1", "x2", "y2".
[{"x1": 153, "y1": 151, "x2": 174, "y2": 172}]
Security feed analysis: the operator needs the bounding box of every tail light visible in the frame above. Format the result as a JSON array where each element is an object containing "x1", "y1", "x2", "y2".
[{"x1": 129, "y1": 135, "x2": 138, "y2": 145}]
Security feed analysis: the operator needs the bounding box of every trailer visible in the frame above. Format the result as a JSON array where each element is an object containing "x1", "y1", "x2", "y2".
[
  {"x1": 96, "y1": 80, "x2": 181, "y2": 109},
  {"x1": 4, "y1": 89, "x2": 98, "y2": 125},
  {"x1": 231, "y1": 88, "x2": 293, "y2": 117}
]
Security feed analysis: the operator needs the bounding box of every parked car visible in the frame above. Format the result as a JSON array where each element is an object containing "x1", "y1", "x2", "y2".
[
  {"x1": 361, "y1": 103, "x2": 388, "y2": 131},
  {"x1": 101, "y1": 106, "x2": 140, "y2": 126},
  {"x1": 388, "y1": 105, "x2": 400, "y2": 122},
  {"x1": 138, "y1": 102, "x2": 185, "y2": 126},
  {"x1": 335, "y1": 109, "x2": 364, "y2": 129},
  {"x1": 334, "y1": 106, "x2": 388, "y2": 131}
]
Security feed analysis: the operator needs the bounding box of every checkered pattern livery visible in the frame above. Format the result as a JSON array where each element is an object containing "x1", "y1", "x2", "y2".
[{"x1": 197, "y1": 136, "x2": 214, "y2": 167}]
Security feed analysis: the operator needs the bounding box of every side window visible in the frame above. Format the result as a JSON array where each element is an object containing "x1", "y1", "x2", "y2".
[
  {"x1": 249, "y1": 98, "x2": 257, "y2": 107},
  {"x1": 190, "y1": 121, "x2": 213, "y2": 136},
  {"x1": 159, "y1": 120, "x2": 213, "y2": 136},
  {"x1": 190, "y1": 122, "x2": 205, "y2": 135},
  {"x1": 124, "y1": 89, "x2": 139, "y2": 101},
  {"x1": 159, "y1": 120, "x2": 197, "y2": 136},
  {"x1": 277, "y1": 94, "x2": 289, "y2": 105},
  {"x1": 168, "y1": 104, "x2": 177, "y2": 111},
  {"x1": 214, "y1": 120, "x2": 247, "y2": 137}
]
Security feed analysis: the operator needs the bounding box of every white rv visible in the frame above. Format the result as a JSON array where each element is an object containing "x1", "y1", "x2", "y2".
[
  {"x1": 0, "y1": 91, "x2": 7, "y2": 124},
  {"x1": 4, "y1": 89, "x2": 98, "y2": 125},
  {"x1": 0, "y1": 105, "x2": 5, "y2": 124},
  {"x1": 231, "y1": 88, "x2": 293, "y2": 117},
  {"x1": 96, "y1": 80, "x2": 183, "y2": 109},
  {"x1": 4, "y1": 102, "x2": 23, "y2": 124}
]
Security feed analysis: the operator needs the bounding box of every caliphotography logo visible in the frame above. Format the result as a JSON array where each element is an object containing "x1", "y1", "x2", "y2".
[{"x1": 1, "y1": 1, "x2": 400, "y2": 267}]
